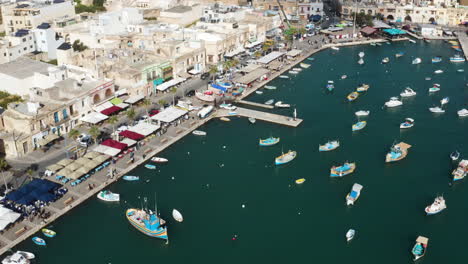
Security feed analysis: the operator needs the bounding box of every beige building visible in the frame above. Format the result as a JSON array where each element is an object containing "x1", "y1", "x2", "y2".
[{"x1": 158, "y1": 5, "x2": 204, "y2": 27}]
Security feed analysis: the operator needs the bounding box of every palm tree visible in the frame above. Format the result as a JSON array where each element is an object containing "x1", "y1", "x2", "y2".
[
  {"x1": 26, "y1": 169, "x2": 34, "y2": 182},
  {"x1": 222, "y1": 60, "x2": 232, "y2": 72},
  {"x1": 169, "y1": 87, "x2": 178, "y2": 105},
  {"x1": 208, "y1": 65, "x2": 218, "y2": 82},
  {"x1": 141, "y1": 98, "x2": 152, "y2": 119},
  {"x1": 126, "y1": 108, "x2": 136, "y2": 123},
  {"x1": 88, "y1": 126, "x2": 101, "y2": 144},
  {"x1": 0, "y1": 158, "x2": 9, "y2": 192},
  {"x1": 68, "y1": 129, "x2": 80, "y2": 140},
  {"x1": 254, "y1": 51, "x2": 262, "y2": 58},
  {"x1": 108, "y1": 116, "x2": 118, "y2": 138}
]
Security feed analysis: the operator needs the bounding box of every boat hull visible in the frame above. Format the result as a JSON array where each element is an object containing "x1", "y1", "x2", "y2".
[{"x1": 126, "y1": 209, "x2": 168, "y2": 240}]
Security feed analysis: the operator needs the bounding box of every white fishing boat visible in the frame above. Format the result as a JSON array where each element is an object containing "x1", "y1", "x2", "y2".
[
  {"x1": 192, "y1": 130, "x2": 207, "y2": 136},
  {"x1": 385, "y1": 97, "x2": 403, "y2": 107},
  {"x1": 275, "y1": 150, "x2": 297, "y2": 165},
  {"x1": 355, "y1": 110, "x2": 370, "y2": 116},
  {"x1": 440, "y1": 97, "x2": 449, "y2": 105},
  {"x1": 434, "y1": 69, "x2": 444, "y2": 74},
  {"x1": 319, "y1": 140, "x2": 340, "y2": 152},
  {"x1": 331, "y1": 46, "x2": 340, "y2": 51},
  {"x1": 346, "y1": 183, "x2": 363, "y2": 206},
  {"x1": 265, "y1": 99, "x2": 274, "y2": 105},
  {"x1": 274, "y1": 101, "x2": 291, "y2": 108},
  {"x1": 400, "y1": 87, "x2": 416, "y2": 97},
  {"x1": 151, "y1": 157, "x2": 168, "y2": 163},
  {"x1": 450, "y1": 54, "x2": 465, "y2": 62},
  {"x1": 279, "y1": 75, "x2": 289, "y2": 79},
  {"x1": 425, "y1": 196, "x2": 446, "y2": 215},
  {"x1": 248, "y1": 117, "x2": 256, "y2": 124},
  {"x1": 2, "y1": 252, "x2": 30, "y2": 264},
  {"x1": 400, "y1": 118, "x2": 415, "y2": 129},
  {"x1": 457, "y1": 69, "x2": 464, "y2": 72},
  {"x1": 97, "y1": 190, "x2": 120, "y2": 202},
  {"x1": 289, "y1": 70, "x2": 299, "y2": 74},
  {"x1": 358, "y1": 58, "x2": 364, "y2": 65},
  {"x1": 412, "y1": 58, "x2": 422, "y2": 64},
  {"x1": 346, "y1": 229, "x2": 355, "y2": 242},
  {"x1": 457, "y1": 108, "x2": 468, "y2": 117},
  {"x1": 172, "y1": 209, "x2": 183, "y2": 222},
  {"x1": 255, "y1": 90, "x2": 263, "y2": 94},
  {"x1": 300, "y1": 63, "x2": 310, "y2": 68},
  {"x1": 429, "y1": 106, "x2": 445, "y2": 113},
  {"x1": 341, "y1": 75, "x2": 347, "y2": 79},
  {"x1": 356, "y1": 84, "x2": 369, "y2": 92},
  {"x1": 382, "y1": 57, "x2": 389, "y2": 64},
  {"x1": 358, "y1": 52, "x2": 365, "y2": 58},
  {"x1": 264, "y1": 85, "x2": 277, "y2": 90}
]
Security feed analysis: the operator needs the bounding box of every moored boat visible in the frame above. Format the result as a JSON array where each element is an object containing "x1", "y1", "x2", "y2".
[
  {"x1": 123, "y1": 175, "x2": 139, "y2": 181},
  {"x1": 428, "y1": 85, "x2": 440, "y2": 93},
  {"x1": 326, "y1": 81, "x2": 334, "y2": 91},
  {"x1": 259, "y1": 137, "x2": 280, "y2": 146},
  {"x1": 385, "y1": 142, "x2": 411, "y2": 163},
  {"x1": 292, "y1": 68, "x2": 302, "y2": 72},
  {"x1": 42, "y1": 228, "x2": 56, "y2": 238},
  {"x1": 346, "y1": 183, "x2": 363, "y2": 206},
  {"x1": 265, "y1": 99, "x2": 274, "y2": 105},
  {"x1": 425, "y1": 196, "x2": 446, "y2": 215},
  {"x1": 331, "y1": 46, "x2": 340, "y2": 51},
  {"x1": 450, "y1": 150, "x2": 460, "y2": 161},
  {"x1": 330, "y1": 162, "x2": 356, "y2": 177},
  {"x1": 429, "y1": 106, "x2": 445, "y2": 113},
  {"x1": 274, "y1": 101, "x2": 291, "y2": 108},
  {"x1": 381, "y1": 57, "x2": 389, "y2": 64},
  {"x1": 97, "y1": 190, "x2": 120, "y2": 202},
  {"x1": 431, "y1": 56, "x2": 442, "y2": 63},
  {"x1": 452, "y1": 159, "x2": 468, "y2": 181},
  {"x1": 412, "y1": 58, "x2": 422, "y2": 64},
  {"x1": 32, "y1": 237, "x2": 46, "y2": 246},
  {"x1": 356, "y1": 84, "x2": 369, "y2": 92},
  {"x1": 172, "y1": 209, "x2": 183, "y2": 222},
  {"x1": 355, "y1": 110, "x2": 370, "y2": 116},
  {"x1": 400, "y1": 87, "x2": 416, "y2": 97},
  {"x1": 275, "y1": 150, "x2": 297, "y2": 165},
  {"x1": 126, "y1": 208, "x2": 168, "y2": 241},
  {"x1": 300, "y1": 63, "x2": 310, "y2": 68},
  {"x1": 347, "y1": 91, "x2": 359, "y2": 102},
  {"x1": 395, "y1": 52, "x2": 404, "y2": 58},
  {"x1": 457, "y1": 108, "x2": 468, "y2": 117},
  {"x1": 289, "y1": 70, "x2": 299, "y2": 74},
  {"x1": 145, "y1": 164, "x2": 157, "y2": 170},
  {"x1": 220, "y1": 117, "x2": 231, "y2": 122},
  {"x1": 295, "y1": 178, "x2": 305, "y2": 184},
  {"x1": 255, "y1": 90, "x2": 263, "y2": 94},
  {"x1": 385, "y1": 97, "x2": 403, "y2": 107},
  {"x1": 279, "y1": 75, "x2": 289, "y2": 79},
  {"x1": 2, "y1": 252, "x2": 30, "y2": 264},
  {"x1": 358, "y1": 58, "x2": 364, "y2": 65},
  {"x1": 151, "y1": 157, "x2": 168, "y2": 163},
  {"x1": 440, "y1": 97, "x2": 449, "y2": 105},
  {"x1": 248, "y1": 117, "x2": 256, "y2": 124},
  {"x1": 434, "y1": 69, "x2": 443, "y2": 74},
  {"x1": 319, "y1": 140, "x2": 340, "y2": 152},
  {"x1": 450, "y1": 54, "x2": 465, "y2": 62},
  {"x1": 412, "y1": 236, "x2": 429, "y2": 261},
  {"x1": 341, "y1": 75, "x2": 347, "y2": 79},
  {"x1": 408, "y1": 39, "x2": 416, "y2": 43},
  {"x1": 264, "y1": 85, "x2": 277, "y2": 90},
  {"x1": 352, "y1": 121, "x2": 367, "y2": 131},
  {"x1": 192, "y1": 130, "x2": 207, "y2": 136},
  {"x1": 346, "y1": 229, "x2": 355, "y2": 242},
  {"x1": 16, "y1": 252, "x2": 34, "y2": 260},
  {"x1": 400, "y1": 118, "x2": 415, "y2": 129},
  {"x1": 358, "y1": 52, "x2": 365, "y2": 58}
]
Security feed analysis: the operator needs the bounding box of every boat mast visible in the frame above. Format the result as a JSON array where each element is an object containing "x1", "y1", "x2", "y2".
[{"x1": 154, "y1": 192, "x2": 158, "y2": 215}]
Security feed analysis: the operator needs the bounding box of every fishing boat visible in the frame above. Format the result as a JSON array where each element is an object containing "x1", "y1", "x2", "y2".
[
  {"x1": 192, "y1": 130, "x2": 207, "y2": 136},
  {"x1": 279, "y1": 75, "x2": 289, "y2": 79},
  {"x1": 355, "y1": 110, "x2": 370, "y2": 116},
  {"x1": 408, "y1": 39, "x2": 416, "y2": 43},
  {"x1": 326, "y1": 81, "x2": 334, "y2": 91},
  {"x1": 347, "y1": 92, "x2": 359, "y2": 102},
  {"x1": 248, "y1": 117, "x2": 256, "y2": 124},
  {"x1": 264, "y1": 85, "x2": 277, "y2": 90},
  {"x1": 319, "y1": 140, "x2": 340, "y2": 152},
  {"x1": 330, "y1": 162, "x2": 356, "y2": 177},
  {"x1": 412, "y1": 58, "x2": 422, "y2": 64},
  {"x1": 381, "y1": 57, "x2": 389, "y2": 64},
  {"x1": 385, "y1": 142, "x2": 411, "y2": 163},
  {"x1": 255, "y1": 90, "x2": 263, "y2": 94},
  {"x1": 412, "y1": 236, "x2": 429, "y2": 261},
  {"x1": 307, "y1": 57, "x2": 315, "y2": 61},
  {"x1": 265, "y1": 99, "x2": 274, "y2": 105},
  {"x1": 358, "y1": 52, "x2": 365, "y2": 58},
  {"x1": 425, "y1": 77, "x2": 432, "y2": 80},
  {"x1": 145, "y1": 164, "x2": 156, "y2": 170},
  {"x1": 289, "y1": 70, "x2": 299, "y2": 74},
  {"x1": 97, "y1": 190, "x2": 120, "y2": 202},
  {"x1": 458, "y1": 108, "x2": 468, "y2": 117},
  {"x1": 2, "y1": 252, "x2": 30, "y2": 264},
  {"x1": 400, "y1": 87, "x2": 416, "y2": 97},
  {"x1": 341, "y1": 75, "x2": 347, "y2": 79},
  {"x1": 384, "y1": 97, "x2": 403, "y2": 107},
  {"x1": 425, "y1": 196, "x2": 446, "y2": 215},
  {"x1": 358, "y1": 58, "x2": 364, "y2": 65},
  {"x1": 123, "y1": 175, "x2": 139, "y2": 181},
  {"x1": 32, "y1": 237, "x2": 46, "y2": 246},
  {"x1": 356, "y1": 84, "x2": 369, "y2": 92},
  {"x1": 452, "y1": 160, "x2": 468, "y2": 181},
  {"x1": 346, "y1": 183, "x2": 363, "y2": 206},
  {"x1": 370, "y1": 42, "x2": 376, "y2": 46},
  {"x1": 450, "y1": 54, "x2": 465, "y2": 62},
  {"x1": 16, "y1": 252, "x2": 34, "y2": 260},
  {"x1": 434, "y1": 69, "x2": 443, "y2": 74},
  {"x1": 220, "y1": 117, "x2": 231, "y2": 122},
  {"x1": 292, "y1": 68, "x2": 302, "y2": 72},
  {"x1": 376, "y1": 42, "x2": 382, "y2": 46},
  {"x1": 300, "y1": 63, "x2": 310, "y2": 68},
  {"x1": 259, "y1": 137, "x2": 280, "y2": 146},
  {"x1": 331, "y1": 46, "x2": 340, "y2": 51},
  {"x1": 195, "y1": 92, "x2": 215, "y2": 102},
  {"x1": 346, "y1": 229, "x2": 355, "y2": 242},
  {"x1": 395, "y1": 52, "x2": 404, "y2": 58},
  {"x1": 295, "y1": 178, "x2": 305, "y2": 184},
  {"x1": 450, "y1": 150, "x2": 460, "y2": 161},
  {"x1": 126, "y1": 208, "x2": 168, "y2": 241},
  {"x1": 431, "y1": 56, "x2": 442, "y2": 63},
  {"x1": 441, "y1": 97, "x2": 449, "y2": 105},
  {"x1": 352, "y1": 121, "x2": 367, "y2": 131},
  {"x1": 457, "y1": 69, "x2": 465, "y2": 72},
  {"x1": 428, "y1": 85, "x2": 440, "y2": 93},
  {"x1": 429, "y1": 106, "x2": 445, "y2": 113},
  {"x1": 274, "y1": 101, "x2": 291, "y2": 108},
  {"x1": 275, "y1": 150, "x2": 297, "y2": 165},
  {"x1": 42, "y1": 228, "x2": 56, "y2": 238},
  {"x1": 400, "y1": 118, "x2": 415, "y2": 129},
  {"x1": 151, "y1": 157, "x2": 168, "y2": 163},
  {"x1": 424, "y1": 39, "x2": 431, "y2": 43},
  {"x1": 172, "y1": 209, "x2": 183, "y2": 222}
]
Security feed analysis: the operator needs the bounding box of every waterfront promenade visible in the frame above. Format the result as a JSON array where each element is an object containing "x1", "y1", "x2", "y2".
[{"x1": 458, "y1": 33, "x2": 468, "y2": 60}]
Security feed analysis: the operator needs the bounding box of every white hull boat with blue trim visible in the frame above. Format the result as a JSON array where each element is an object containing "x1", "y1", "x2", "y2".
[{"x1": 425, "y1": 196, "x2": 446, "y2": 215}]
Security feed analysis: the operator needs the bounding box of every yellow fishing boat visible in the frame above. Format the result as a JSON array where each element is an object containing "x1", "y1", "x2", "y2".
[
  {"x1": 347, "y1": 92, "x2": 359, "y2": 102},
  {"x1": 295, "y1": 178, "x2": 305, "y2": 184}
]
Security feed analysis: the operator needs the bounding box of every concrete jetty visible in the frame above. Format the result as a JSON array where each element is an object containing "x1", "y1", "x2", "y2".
[
  {"x1": 217, "y1": 107, "x2": 302, "y2": 127},
  {"x1": 236, "y1": 100, "x2": 274, "y2": 109},
  {"x1": 458, "y1": 33, "x2": 468, "y2": 60}
]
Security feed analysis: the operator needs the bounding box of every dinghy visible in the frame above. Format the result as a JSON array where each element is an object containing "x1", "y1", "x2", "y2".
[
  {"x1": 352, "y1": 121, "x2": 367, "y2": 131},
  {"x1": 450, "y1": 150, "x2": 460, "y2": 161},
  {"x1": 248, "y1": 117, "x2": 256, "y2": 124},
  {"x1": 97, "y1": 190, "x2": 120, "y2": 202},
  {"x1": 400, "y1": 118, "x2": 415, "y2": 129},
  {"x1": 259, "y1": 137, "x2": 280, "y2": 146},
  {"x1": 192, "y1": 130, "x2": 207, "y2": 136},
  {"x1": 255, "y1": 91, "x2": 263, "y2": 94},
  {"x1": 32, "y1": 237, "x2": 46, "y2": 246},
  {"x1": 346, "y1": 229, "x2": 355, "y2": 242},
  {"x1": 151, "y1": 157, "x2": 168, "y2": 163},
  {"x1": 123, "y1": 175, "x2": 139, "y2": 181},
  {"x1": 220, "y1": 117, "x2": 231, "y2": 122},
  {"x1": 295, "y1": 178, "x2": 305, "y2": 184},
  {"x1": 265, "y1": 99, "x2": 274, "y2": 105},
  {"x1": 145, "y1": 164, "x2": 157, "y2": 170},
  {"x1": 264, "y1": 85, "x2": 276, "y2": 90},
  {"x1": 355, "y1": 110, "x2": 370, "y2": 116},
  {"x1": 41, "y1": 228, "x2": 56, "y2": 238},
  {"x1": 172, "y1": 209, "x2": 183, "y2": 222},
  {"x1": 300, "y1": 63, "x2": 310, "y2": 68}
]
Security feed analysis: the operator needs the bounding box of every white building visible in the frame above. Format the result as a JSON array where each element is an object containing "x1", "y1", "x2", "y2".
[
  {"x1": 89, "y1": 8, "x2": 144, "y2": 36},
  {"x1": 158, "y1": 5, "x2": 204, "y2": 27},
  {"x1": 298, "y1": 0, "x2": 324, "y2": 20}
]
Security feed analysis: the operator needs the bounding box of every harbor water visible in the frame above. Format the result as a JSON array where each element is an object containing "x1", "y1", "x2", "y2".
[{"x1": 10, "y1": 41, "x2": 468, "y2": 263}]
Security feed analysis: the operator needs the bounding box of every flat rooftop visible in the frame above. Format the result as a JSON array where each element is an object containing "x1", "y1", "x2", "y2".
[{"x1": 0, "y1": 58, "x2": 51, "y2": 79}]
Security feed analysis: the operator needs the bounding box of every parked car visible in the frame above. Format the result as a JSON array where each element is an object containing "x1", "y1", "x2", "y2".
[
  {"x1": 76, "y1": 133, "x2": 92, "y2": 147},
  {"x1": 200, "y1": 72, "x2": 210, "y2": 80},
  {"x1": 149, "y1": 109, "x2": 160, "y2": 116},
  {"x1": 185, "y1": 90, "x2": 195, "y2": 97}
]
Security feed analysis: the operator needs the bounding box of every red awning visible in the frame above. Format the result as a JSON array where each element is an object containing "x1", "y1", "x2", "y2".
[
  {"x1": 101, "y1": 139, "x2": 128, "y2": 150},
  {"x1": 119, "y1": 130, "x2": 145, "y2": 141},
  {"x1": 101, "y1": 106, "x2": 122, "y2": 116}
]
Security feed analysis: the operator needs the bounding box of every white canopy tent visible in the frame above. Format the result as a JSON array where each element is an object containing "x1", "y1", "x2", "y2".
[
  {"x1": 128, "y1": 123, "x2": 160, "y2": 136},
  {"x1": 80, "y1": 112, "x2": 109, "y2": 124},
  {"x1": 93, "y1": 145, "x2": 121, "y2": 156},
  {"x1": 155, "y1": 78, "x2": 186, "y2": 91},
  {"x1": 116, "y1": 103, "x2": 130, "y2": 109},
  {"x1": 150, "y1": 106, "x2": 188, "y2": 123},
  {"x1": 0, "y1": 206, "x2": 21, "y2": 231},
  {"x1": 257, "y1": 51, "x2": 285, "y2": 64},
  {"x1": 224, "y1": 47, "x2": 245, "y2": 58},
  {"x1": 125, "y1": 95, "x2": 145, "y2": 104},
  {"x1": 119, "y1": 138, "x2": 137, "y2": 147},
  {"x1": 93, "y1": 102, "x2": 114, "y2": 112},
  {"x1": 245, "y1": 40, "x2": 263, "y2": 48}
]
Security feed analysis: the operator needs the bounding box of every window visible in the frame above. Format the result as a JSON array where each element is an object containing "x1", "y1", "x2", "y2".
[
  {"x1": 62, "y1": 109, "x2": 68, "y2": 120},
  {"x1": 22, "y1": 38, "x2": 26, "y2": 42},
  {"x1": 53, "y1": 112, "x2": 59, "y2": 123},
  {"x1": 3, "y1": 53, "x2": 5, "y2": 57},
  {"x1": 82, "y1": 100, "x2": 85, "y2": 107},
  {"x1": 30, "y1": 45, "x2": 33, "y2": 48},
  {"x1": 23, "y1": 47, "x2": 26, "y2": 51}
]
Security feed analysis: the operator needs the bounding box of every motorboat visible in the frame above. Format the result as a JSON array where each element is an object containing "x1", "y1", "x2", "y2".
[
  {"x1": 326, "y1": 81, "x2": 334, "y2": 91},
  {"x1": 400, "y1": 87, "x2": 416, "y2": 97},
  {"x1": 412, "y1": 236, "x2": 429, "y2": 261},
  {"x1": 259, "y1": 137, "x2": 280, "y2": 146},
  {"x1": 265, "y1": 99, "x2": 274, "y2": 105},
  {"x1": 408, "y1": 39, "x2": 416, "y2": 43},
  {"x1": 2, "y1": 252, "x2": 30, "y2": 264},
  {"x1": 126, "y1": 208, "x2": 168, "y2": 241},
  {"x1": 264, "y1": 85, "x2": 277, "y2": 90},
  {"x1": 123, "y1": 175, "x2": 139, "y2": 181},
  {"x1": 384, "y1": 97, "x2": 403, "y2": 107},
  {"x1": 331, "y1": 46, "x2": 340, "y2": 51},
  {"x1": 356, "y1": 84, "x2": 369, "y2": 92},
  {"x1": 255, "y1": 90, "x2": 263, "y2": 94},
  {"x1": 275, "y1": 150, "x2": 297, "y2": 165},
  {"x1": 358, "y1": 52, "x2": 365, "y2": 58},
  {"x1": 42, "y1": 228, "x2": 56, "y2": 238},
  {"x1": 376, "y1": 42, "x2": 382, "y2": 46},
  {"x1": 412, "y1": 57, "x2": 422, "y2": 64},
  {"x1": 425, "y1": 77, "x2": 431, "y2": 80},
  {"x1": 195, "y1": 92, "x2": 215, "y2": 102},
  {"x1": 358, "y1": 58, "x2": 364, "y2": 65},
  {"x1": 355, "y1": 110, "x2": 370, "y2": 116},
  {"x1": 292, "y1": 68, "x2": 302, "y2": 72},
  {"x1": 434, "y1": 69, "x2": 444, "y2": 74},
  {"x1": 441, "y1": 97, "x2": 449, "y2": 105},
  {"x1": 450, "y1": 150, "x2": 460, "y2": 161},
  {"x1": 97, "y1": 190, "x2": 120, "y2": 202},
  {"x1": 425, "y1": 196, "x2": 446, "y2": 215},
  {"x1": 307, "y1": 57, "x2": 315, "y2": 61},
  {"x1": 220, "y1": 117, "x2": 231, "y2": 122},
  {"x1": 457, "y1": 108, "x2": 468, "y2": 117},
  {"x1": 431, "y1": 56, "x2": 442, "y2": 63},
  {"x1": 145, "y1": 164, "x2": 157, "y2": 170},
  {"x1": 347, "y1": 91, "x2": 359, "y2": 102},
  {"x1": 192, "y1": 130, "x2": 207, "y2": 136},
  {"x1": 341, "y1": 75, "x2": 347, "y2": 79},
  {"x1": 289, "y1": 70, "x2": 299, "y2": 74},
  {"x1": 395, "y1": 52, "x2": 404, "y2": 58},
  {"x1": 300, "y1": 63, "x2": 310, "y2": 68},
  {"x1": 424, "y1": 39, "x2": 431, "y2": 43},
  {"x1": 458, "y1": 69, "x2": 465, "y2": 72},
  {"x1": 330, "y1": 162, "x2": 356, "y2": 177},
  {"x1": 346, "y1": 183, "x2": 363, "y2": 206},
  {"x1": 381, "y1": 57, "x2": 389, "y2": 64},
  {"x1": 370, "y1": 42, "x2": 376, "y2": 46},
  {"x1": 151, "y1": 157, "x2": 168, "y2": 163},
  {"x1": 248, "y1": 117, "x2": 256, "y2": 124},
  {"x1": 346, "y1": 229, "x2": 355, "y2": 242},
  {"x1": 32, "y1": 237, "x2": 46, "y2": 246},
  {"x1": 279, "y1": 75, "x2": 289, "y2": 79},
  {"x1": 16, "y1": 252, "x2": 34, "y2": 260},
  {"x1": 172, "y1": 209, "x2": 183, "y2": 222},
  {"x1": 385, "y1": 142, "x2": 411, "y2": 163},
  {"x1": 428, "y1": 85, "x2": 440, "y2": 93},
  {"x1": 429, "y1": 106, "x2": 445, "y2": 113},
  {"x1": 275, "y1": 101, "x2": 291, "y2": 108},
  {"x1": 452, "y1": 160, "x2": 468, "y2": 181},
  {"x1": 319, "y1": 140, "x2": 340, "y2": 152},
  {"x1": 352, "y1": 121, "x2": 367, "y2": 131},
  {"x1": 219, "y1": 103, "x2": 236, "y2": 110},
  {"x1": 450, "y1": 54, "x2": 465, "y2": 62},
  {"x1": 295, "y1": 178, "x2": 305, "y2": 184},
  {"x1": 400, "y1": 118, "x2": 415, "y2": 129}
]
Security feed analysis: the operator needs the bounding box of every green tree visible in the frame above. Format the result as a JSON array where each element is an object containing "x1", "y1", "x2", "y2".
[
  {"x1": 0, "y1": 158, "x2": 9, "y2": 192},
  {"x1": 72, "y1": 40, "x2": 88, "y2": 52},
  {"x1": 254, "y1": 51, "x2": 262, "y2": 58},
  {"x1": 68, "y1": 129, "x2": 80, "y2": 140},
  {"x1": 353, "y1": 13, "x2": 374, "y2": 27},
  {"x1": 108, "y1": 116, "x2": 118, "y2": 138},
  {"x1": 376, "y1": 13, "x2": 384, "y2": 21},
  {"x1": 283, "y1": 27, "x2": 298, "y2": 46},
  {"x1": 208, "y1": 65, "x2": 218, "y2": 82},
  {"x1": 126, "y1": 108, "x2": 136, "y2": 122},
  {"x1": 158, "y1": 99, "x2": 167, "y2": 106},
  {"x1": 222, "y1": 60, "x2": 232, "y2": 72},
  {"x1": 141, "y1": 98, "x2": 152, "y2": 120},
  {"x1": 88, "y1": 126, "x2": 101, "y2": 143},
  {"x1": 26, "y1": 169, "x2": 34, "y2": 181}
]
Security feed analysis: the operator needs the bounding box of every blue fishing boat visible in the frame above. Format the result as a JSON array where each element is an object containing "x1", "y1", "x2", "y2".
[
  {"x1": 395, "y1": 51, "x2": 404, "y2": 58},
  {"x1": 412, "y1": 236, "x2": 429, "y2": 261},
  {"x1": 144, "y1": 164, "x2": 156, "y2": 170},
  {"x1": 385, "y1": 142, "x2": 411, "y2": 163},
  {"x1": 123, "y1": 175, "x2": 139, "y2": 181},
  {"x1": 259, "y1": 137, "x2": 280, "y2": 146},
  {"x1": 330, "y1": 162, "x2": 356, "y2": 177},
  {"x1": 326, "y1": 81, "x2": 334, "y2": 91},
  {"x1": 275, "y1": 150, "x2": 297, "y2": 165},
  {"x1": 450, "y1": 54, "x2": 465, "y2": 62},
  {"x1": 32, "y1": 237, "x2": 46, "y2": 246},
  {"x1": 319, "y1": 140, "x2": 340, "y2": 151},
  {"x1": 431, "y1": 56, "x2": 442, "y2": 63},
  {"x1": 352, "y1": 121, "x2": 367, "y2": 131},
  {"x1": 126, "y1": 208, "x2": 168, "y2": 241}
]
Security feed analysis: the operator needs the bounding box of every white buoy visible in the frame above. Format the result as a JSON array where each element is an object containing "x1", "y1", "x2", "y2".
[
  {"x1": 171, "y1": 177, "x2": 175, "y2": 180},
  {"x1": 241, "y1": 204, "x2": 245, "y2": 208}
]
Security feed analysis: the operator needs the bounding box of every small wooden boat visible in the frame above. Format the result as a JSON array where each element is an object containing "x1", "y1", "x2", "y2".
[
  {"x1": 352, "y1": 121, "x2": 367, "y2": 131},
  {"x1": 300, "y1": 63, "x2": 310, "y2": 68},
  {"x1": 172, "y1": 209, "x2": 183, "y2": 222},
  {"x1": 32, "y1": 237, "x2": 46, "y2": 246},
  {"x1": 248, "y1": 117, "x2": 256, "y2": 124},
  {"x1": 408, "y1": 39, "x2": 416, "y2": 43},
  {"x1": 264, "y1": 99, "x2": 274, "y2": 105},
  {"x1": 347, "y1": 91, "x2": 359, "y2": 102},
  {"x1": 264, "y1": 85, "x2": 276, "y2": 90},
  {"x1": 275, "y1": 150, "x2": 297, "y2": 165},
  {"x1": 279, "y1": 75, "x2": 289, "y2": 79},
  {"x1": 295, "y1": 178, "x2": 305, "y2": 184},
  {"x1": 123, "y1": 175, "x2": 139, "y2": 181},
  {"x1": 259, "y1": 137, "x2": 280, "y2": 146},
  {"x1": 145, "y1": 164, "x2": 157, "y2": 170},
  {"x1": 42, "y1": 228, "x2": 56, "y2": 238},
  {"x1": 331, "y1": 46, "x2": 340, "y2": 51},
  {"x1": 395, "y1": 52, "x2": 404, "y2": 58},
  {"x1": 434, "y1": 69, "x2": 443, "y2": 74},
  {"x1": 220, "y1": 117, "x2": 231, "y2": 122},
  {"x1": 307, "y1": 57, "x2": 315, "y2": 61},
  {"x1": 255, "y1": 90, "x2": 263, "y2": 94},
  {"x1": 151, "y1": 157, "x2": 168, "y2": 163},
  {"x1": 400, "y1": 118, "x2": 414, "y2": 129},
  {"x1": 289, "y1": 70, "x2": 299, "y2": 74},
  {"x1": 228, "y1": 111, "x2": 237, "y2": 116},
  {"x1": 355, "y1": 110, "x2": 370, "y2": 116},
  {"x1": 97, "y1": 190, "x2": 120, "y2": 202},
  {"x1": 192, "y1": 130, "x2": 206, "y2": 136},
  {"x1": 341, "y1": 75, "x2": 347, "y2": 79},
  {"x1": 330, "y1": 162, "x2": 356, "y2": 177},
  {"x1": 292, "y1": 68, "x2": 302, "y2": 72},
  {"x1": 319, "y1": 140, "x2": 340, "y2": 152},
  {"x1": 412, "y1": 236, "x2": 429, "y2": 261},
  {"x1": 356, "y1": 84, "x2": 369, "y2": 92},
  {"x1": 385, "y1": 142, "x2": 411, "y2": 163},
  {"x1": 346, "y1": 229, "x2": 355, "y2": 242}
]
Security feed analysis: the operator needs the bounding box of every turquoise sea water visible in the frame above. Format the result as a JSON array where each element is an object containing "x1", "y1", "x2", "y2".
[{"x1": 10, "y1": 41, "x2": 468, "y2": 263}]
